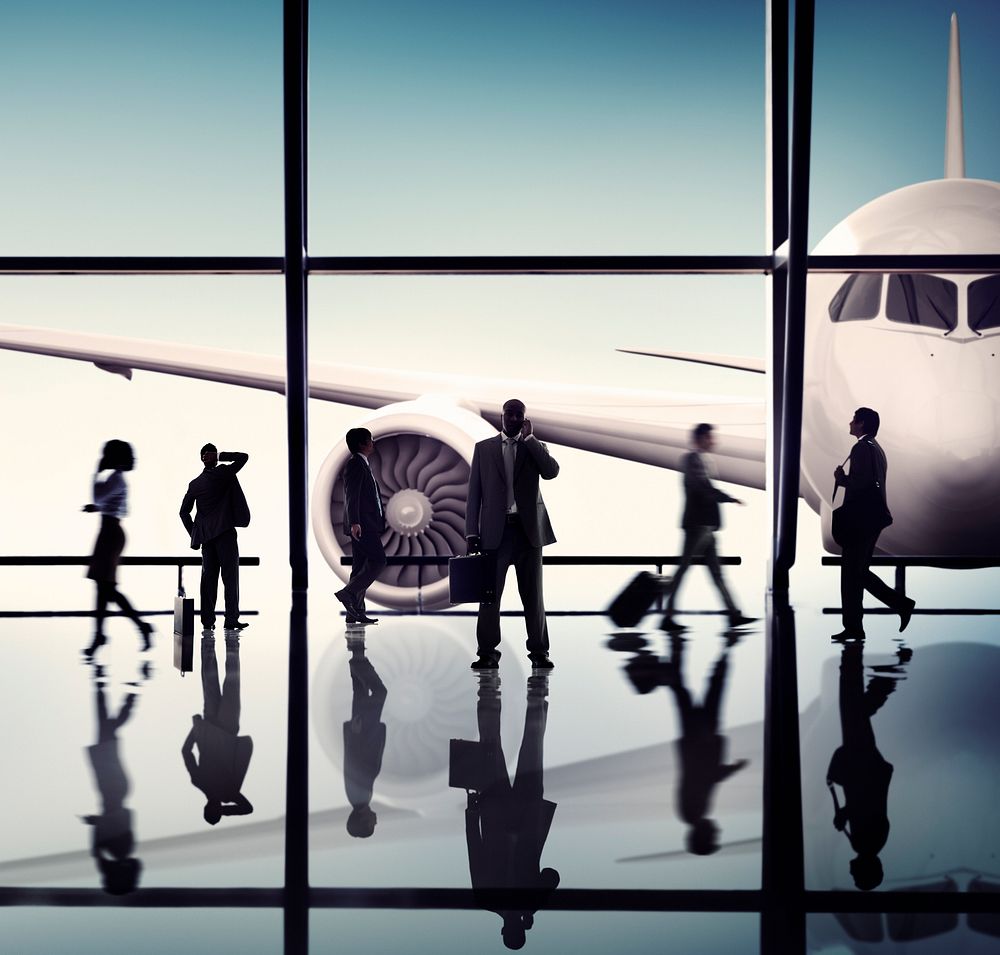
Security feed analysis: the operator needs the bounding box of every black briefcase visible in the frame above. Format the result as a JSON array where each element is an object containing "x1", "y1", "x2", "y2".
[
  {"x1": 173, "y1": 590, "x2": 195, "y2": 674},
  {"x1": 448, "y1": 738, "x2": 491, "y2": 791},
  {"x1": 607, "y1": 571, "x2": 667, "y2": 628},
  {"x1": 448, "y1": 554, "x2": 496, "y2": 605}
]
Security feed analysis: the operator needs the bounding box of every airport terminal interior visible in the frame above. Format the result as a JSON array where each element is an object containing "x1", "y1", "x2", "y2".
[{"x1": 2, "y1": 1, "x2": 999, "y2": 953}]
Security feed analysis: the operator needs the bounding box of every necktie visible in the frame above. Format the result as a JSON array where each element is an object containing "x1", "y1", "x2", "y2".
[{"x1": 504, "y1": 438, "x2": 516, "y2": 511}]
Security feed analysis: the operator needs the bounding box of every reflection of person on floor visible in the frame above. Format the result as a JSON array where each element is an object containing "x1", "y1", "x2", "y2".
[
  {"x1": 456, "y1": 673, "x2": 560, "y2": 950},
  {"x1": 343, "y1": 634, "x2": 387, "y2": 838},
  {"x1": 182, "y1": 634, "x2": 254, "y2": 824},
  {"x1": 81, "y1": 662, "x2": 145, "y2": 895},
  {"x1": 664, "y1": 634, "x2": 748, "y2": 855},
  {"x1": 83, "y1": 439, "x2": 154, "y2": 657},
  {"x1": 826, "y1": 641, "x2": 909, "y2": 890}
]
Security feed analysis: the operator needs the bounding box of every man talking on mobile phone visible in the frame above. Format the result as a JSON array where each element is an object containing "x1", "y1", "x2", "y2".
[{"x1": 465, "y1": 399, "x2": 560, "y2": 670}]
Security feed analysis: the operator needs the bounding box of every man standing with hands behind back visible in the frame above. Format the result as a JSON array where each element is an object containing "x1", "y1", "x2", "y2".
[
  {"x1": 180, "y1": 444, "x2": 250, "y2": 632},
  {"x1": 466, "y1": 399, "x2": 560, "y2": 670}
]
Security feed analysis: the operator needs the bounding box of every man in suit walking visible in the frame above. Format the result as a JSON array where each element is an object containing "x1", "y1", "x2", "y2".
[
  {"x1": 465, "y1": 399, "x2": 560, "y2": 669},
  {"x1": 832, "y1": 407, "x2": 915, "y2": 641},
  {"x1": 180, "y1": 444, "x2": 250, "y2": 632},
  {"x1": 660, "y1": 423, "x2": 755, "y2": 633},
  {"x1": 335, "y1": 428, "x2": 386, "y2": 626}
]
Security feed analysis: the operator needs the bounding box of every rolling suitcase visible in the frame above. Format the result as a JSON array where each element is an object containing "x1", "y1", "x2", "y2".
[
  {"x1": 607, "y1": 571, "x2": 668, "y2": 628},
  {"x1": 448, "y1": 553, "x2": 496, "y2": 605}
]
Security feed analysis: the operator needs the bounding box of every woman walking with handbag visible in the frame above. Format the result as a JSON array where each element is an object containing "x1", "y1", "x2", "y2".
[{"x1": 83, "y1": 440, "x2": 154, "y2": 657}]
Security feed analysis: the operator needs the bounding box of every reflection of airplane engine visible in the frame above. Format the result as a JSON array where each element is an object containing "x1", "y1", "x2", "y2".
[
  {"x1": 312, "y1": 398, "x2": 496, "y2": 609},
  {"x1": 312, "y1": 621, "x2": 525, "y2": 804}
]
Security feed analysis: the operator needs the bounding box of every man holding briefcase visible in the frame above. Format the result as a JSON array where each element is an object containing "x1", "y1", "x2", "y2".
[{"x1": 465, "y1": 399, "x2": 560, "y2": 670}]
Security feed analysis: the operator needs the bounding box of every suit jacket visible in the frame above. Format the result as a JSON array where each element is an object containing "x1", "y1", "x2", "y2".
[
  {"x1": 180, "y1": 453, "x2": 250, "y2": 549},
  {"x1": 841, "y1": 437, "x2": 889, "y2": 510},
  {"x1": 342, "y1": 453, "x2": 386, "y2": 536},
  {"x1": 681, "y1": 450, "x2": 738, "y2": 530},
  {"x1": 466, "y1": 434, "x2": 559, "y2": 550}
]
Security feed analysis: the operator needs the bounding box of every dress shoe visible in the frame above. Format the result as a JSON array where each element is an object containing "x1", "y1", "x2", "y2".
[
  {"x1": 658, "y1": 616, "x2": 688, "y2": 633},
  {"x1": 352, "y1": 614, "x2": 379, "y2": 625},
  {"x1": 83, "y1": 633, "x2": 107, "y2": 658},
  {"x1": 898, "y1": 597, "x2": 916, "y2": 633},
  {"x1": 529, "y1": 654, "x2": 554, "y2": 670},
  {"x1": 728, "y1": 613, "x2": 758, "y2": 629},
  {"x1": 224, "y1": 621, "x2": 250, "y2": 632},
  {"x1": 138, "y1": 621, "x2": 155, "y2": 652},
  {"x1": 831, "y1": 628, "x2": 865, "y2": 642},
  {"x1": 470, "y1": 656, "x2": 499, "y2": 670},
  {"x1": 335, "y1": 589, "x2": 361, "y2": 617}
]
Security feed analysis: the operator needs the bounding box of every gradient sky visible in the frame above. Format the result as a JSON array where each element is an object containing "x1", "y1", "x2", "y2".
[{"x1": 1, "y1": 0, "x2": 998, "y2": 617}]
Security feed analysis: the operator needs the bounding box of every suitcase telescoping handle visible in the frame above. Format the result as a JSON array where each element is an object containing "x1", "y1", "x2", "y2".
[{"x1": 177, "y1": 563, "x2": 186, "y2": 599}]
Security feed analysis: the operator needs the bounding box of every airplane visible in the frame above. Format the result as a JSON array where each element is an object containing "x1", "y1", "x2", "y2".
[{"x1": 0, "y1": 14, "x2": 996, "y2": 611}]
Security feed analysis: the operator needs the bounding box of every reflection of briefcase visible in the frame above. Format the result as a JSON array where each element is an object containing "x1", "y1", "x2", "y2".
[
  {"x1": 607, "y1": 571, "x2": 666, "y2": 628},
  {"x1": 448, "y1": 554, "x2": 496, "y2": 605},
  {"x1": 449, "y1": 738, "x2": 490, "y2": 791}
]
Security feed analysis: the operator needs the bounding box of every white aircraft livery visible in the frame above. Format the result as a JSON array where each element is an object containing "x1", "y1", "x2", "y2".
[{"x1": 0, "y1": 14, "x2": 996, "y2": 608}]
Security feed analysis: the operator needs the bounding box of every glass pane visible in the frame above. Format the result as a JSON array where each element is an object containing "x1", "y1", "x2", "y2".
[
  {"x1": 0, "y1": 2, "x2": 282, "y2": 254},
  {"x1": 312, "y1": 909, "x2": 759, "y2": 955},
  {"x1": 886, "y1": 274, "x2": 957, "y2": 330},
  {"x1": 2, "y1": 908, "x2": 281, "y2": 955},
  {"x1": 309, "y1": 1, "x2": 766, "y2": 254},
  {"x1": 969, "y1": 275, "x2": 1000, "y2": 332},
  {"x1": 829, "y1": 274, "x2": 882, "y2": 322},
  {"x1": 811, "y1": 2, "x2": 1000, "y2": 252}
]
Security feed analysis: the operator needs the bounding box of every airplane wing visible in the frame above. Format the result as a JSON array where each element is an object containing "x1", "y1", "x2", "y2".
[
  {"x1": 616, "y1": 347, "x2": 766, "y2": 374},
  {"x1": 0, "y1": 324, "x2": 766, "y2": 490}
]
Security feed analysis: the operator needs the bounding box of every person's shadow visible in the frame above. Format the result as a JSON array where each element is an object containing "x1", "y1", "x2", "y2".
[
  {"x1": 450, "y1": 672, "x2": 560, "y2": 950},
  {"x1": 826, "y1": 640, "x2": 912, "y2": 890},
  {"x1": 662, "y1": 632, "x2": 748, "y2": 856},
  {"x1": 80, "y1": 659, "x2": 149, "y2": 894},
  {"x1": 343, "y1": 632, "x2": 388, "y2": 838},
  {"x1": 181, "y1": 632, "x2": 254, "y2": 825}
]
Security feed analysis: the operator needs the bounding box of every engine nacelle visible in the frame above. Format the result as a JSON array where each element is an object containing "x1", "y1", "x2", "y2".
[{"x1": 312, "y1": 397, "x2": 496, "y2": 609}]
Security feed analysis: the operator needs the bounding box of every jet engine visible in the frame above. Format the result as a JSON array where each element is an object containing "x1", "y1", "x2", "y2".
[{"x1": 312, "y1": 398, "x2": 496, "y2": 610}]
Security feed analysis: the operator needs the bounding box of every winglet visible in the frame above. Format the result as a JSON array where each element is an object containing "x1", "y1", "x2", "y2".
[{"x1": 945, "y1": 12, "x2": 965, "y2": 179}]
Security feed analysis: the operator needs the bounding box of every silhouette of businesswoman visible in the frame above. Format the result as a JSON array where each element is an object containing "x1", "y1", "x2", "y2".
[
  {"x1": 81, "y1": 661, "x2": 145, "y2": 895},
  {"x1": 83, "y1": 440, "x2": 153, "y2": 657},
  {"x1": 180, "y1": 444, "x2": 250, "y2": 632}
]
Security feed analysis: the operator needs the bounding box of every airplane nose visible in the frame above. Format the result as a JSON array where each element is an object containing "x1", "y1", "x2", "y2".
[{"x1": 913, "y1": 391, "x2": 999, "y2": 464}]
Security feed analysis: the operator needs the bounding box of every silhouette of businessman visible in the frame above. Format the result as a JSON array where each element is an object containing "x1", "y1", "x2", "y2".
[
  {"x1": 179, "y1": 443, "x2": 250, "y2": 632},
  {"x1": 343, "y1": 633, "x2": 388, "y2": 838},
  {"x1": 335, "y1": 428, "x2": 386, "y2": 626},
  {"x1": 826, "y1": 640, "x2": 911, "y2": 890},
  {"x1": 181, "y1": 633, "x2": 254, "y2": 825},
  {"x1": 452, "y1": 672, "x2": 560, "y2": 949},
  {"x1": 664, "y1": 633, "x2": 748, "y2": 855},
  {"x1": 466, "y1": 399, "x2": 560, "y2": 671},
  {"x1": 81, "y1": 660, "x2": 147, "y2": 895},
  {"x1": 832, "y1": 407, "x2": 915, "y2": 640},
  {"x1": 660, "y1": 424, "x2": 756, "y2": 633}
]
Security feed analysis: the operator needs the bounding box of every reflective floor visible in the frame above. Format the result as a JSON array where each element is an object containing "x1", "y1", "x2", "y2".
[{"x1": 1, "y1": 572, "x2": 998, "y2": 954}]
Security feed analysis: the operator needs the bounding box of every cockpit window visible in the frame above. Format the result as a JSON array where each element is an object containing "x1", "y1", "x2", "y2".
[
  {"x1": 829, "y1": 273, "x2": 882, "y2": 322},
  {"x1": 886, "y1": 274, "x2": 957, "y2": 331},
  {"x1": 969, "y1": 275, "x2": 1000, "y2": 333}
]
